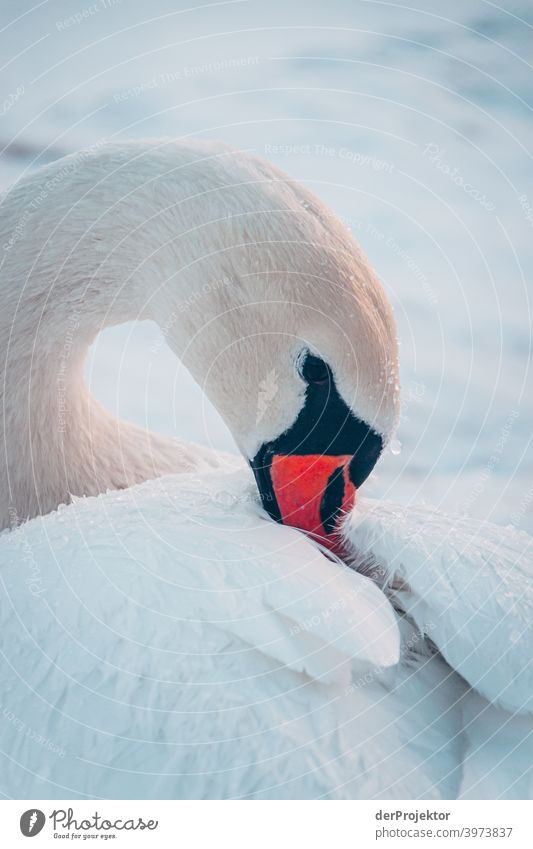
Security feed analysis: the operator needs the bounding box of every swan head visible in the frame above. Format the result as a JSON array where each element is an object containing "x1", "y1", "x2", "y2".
[
  {"x1": 250, "y1": 350, "x2": 387, "y2": 550},
  {"x1": 151, "y1": 143, "x2": 399, "y2": 550}
]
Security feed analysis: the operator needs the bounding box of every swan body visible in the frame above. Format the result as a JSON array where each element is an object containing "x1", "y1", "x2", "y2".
[
  {"x1": 1, "y1": 140, "x2": 532, "y2": 799},
  {"x1": 1, "y1": 466, "x2": 531, "y2": 799}
]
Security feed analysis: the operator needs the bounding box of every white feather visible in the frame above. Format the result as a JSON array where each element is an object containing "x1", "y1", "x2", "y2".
[{"x1": 344, "y1": 499, "x2": 533, "y2": 714}]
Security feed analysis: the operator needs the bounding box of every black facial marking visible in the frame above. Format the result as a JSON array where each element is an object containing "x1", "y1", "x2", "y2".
[
  {"x1": 300, "y1": 354, "x2": 331, "y2": 385},
  {"x1": 250, "y1": 351, "x2": 384, "y2": 522},
  {"x1": 320, "y1": 465, "x2": 345, "y2": 535},
  {"x1": 250, "y1": 443, "x2": 283, "y2": 523}
]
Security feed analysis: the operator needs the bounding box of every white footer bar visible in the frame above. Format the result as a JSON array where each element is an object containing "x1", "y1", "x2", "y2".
[{"x1": 1, "y1": 799, "x2": 530, "y2": 848}]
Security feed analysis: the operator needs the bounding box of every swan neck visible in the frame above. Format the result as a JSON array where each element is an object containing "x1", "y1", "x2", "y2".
[{"x1": 0, "y1": 261, "x2": 189, "y2": 530}]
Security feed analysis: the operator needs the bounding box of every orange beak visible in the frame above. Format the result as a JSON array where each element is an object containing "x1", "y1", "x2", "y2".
[{"x1": 269, "y1": 453, "x2": 356, "y2": 553}]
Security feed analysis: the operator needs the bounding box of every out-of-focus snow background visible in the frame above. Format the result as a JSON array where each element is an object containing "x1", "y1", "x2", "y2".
[{"x1": 1, "y1": 0, "x2": 531, "y2": 530}]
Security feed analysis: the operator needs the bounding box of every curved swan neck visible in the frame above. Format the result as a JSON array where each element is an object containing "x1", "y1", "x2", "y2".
[
  {"x1": 0, "y1": 268, "x2": 194, "y2": 530},
  {"x1": 0, "y1": 150, "x2": 213, "y2": 530},
  {"x1": 0, "y1": 139, "x2": 398, "y2": 529}
]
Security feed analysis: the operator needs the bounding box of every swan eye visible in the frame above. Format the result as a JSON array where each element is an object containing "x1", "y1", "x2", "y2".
[{"x1": 300, "y1": 354, "x2": 331, "y2": 385}]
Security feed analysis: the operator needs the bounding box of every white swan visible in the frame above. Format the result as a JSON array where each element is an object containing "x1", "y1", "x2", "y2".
[{"x1": 0, "y1": 140, "x2": 531, "y2": 799}]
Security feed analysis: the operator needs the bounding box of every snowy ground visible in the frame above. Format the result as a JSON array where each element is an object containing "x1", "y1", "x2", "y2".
[{"x1": 1, "y1": 0, "x2": 532, "y2": 531}]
